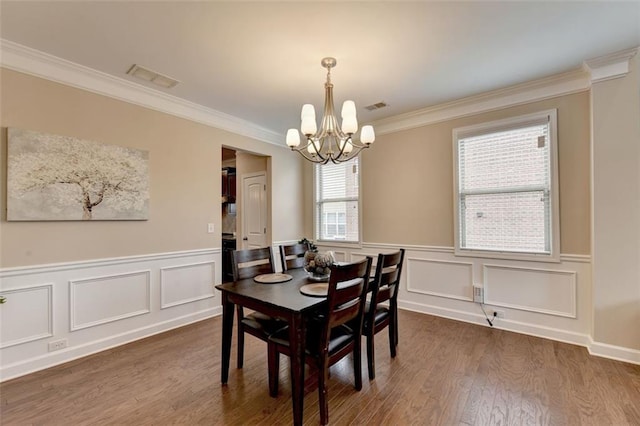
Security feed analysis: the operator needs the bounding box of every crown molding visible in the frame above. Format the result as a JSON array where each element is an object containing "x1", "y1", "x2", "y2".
[
  {"x1": 0, "y1": 39, "x2": 284, "y2": 147},
  {"x1": 583, "y1": 47, "x2": 639, "y2": 83},
  {"x1": 371, "y1": 68, "x2": 591, "y2": 135},
  {"x1": 5, "y1": 39, "x2": 635, "y2": 144}
]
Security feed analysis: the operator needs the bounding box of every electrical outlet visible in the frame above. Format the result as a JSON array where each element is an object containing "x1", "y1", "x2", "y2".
[
  {"x1": 48, "y1": 339, "x2": 68, "y2": 352},
  {"x1": 473, "y1": 285, "x2": 484, "y2": 303},
  {"x1": 493, "y1": 310, "x2": 505, "y2": 319}
]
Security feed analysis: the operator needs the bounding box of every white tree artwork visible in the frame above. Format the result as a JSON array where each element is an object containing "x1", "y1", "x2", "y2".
[{"x1": 7, "y1": 128, "x2": 149, "y2": 221}]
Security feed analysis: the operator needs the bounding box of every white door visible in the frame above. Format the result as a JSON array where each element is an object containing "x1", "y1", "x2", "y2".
[{"x1": 242, "y1": 173, "x2": 267, "y2": 249}]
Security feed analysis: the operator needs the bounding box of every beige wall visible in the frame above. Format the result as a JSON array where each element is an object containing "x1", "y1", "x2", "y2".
[
  {"x1": 0, "y1": 69, "x2": 305, "y2": 267},
  {"x1": 591, "y1": 54, "x2": 640, "y2": 350},
  {"x1": 360, "y1": 91, "x2": 591, "y2": 255}
]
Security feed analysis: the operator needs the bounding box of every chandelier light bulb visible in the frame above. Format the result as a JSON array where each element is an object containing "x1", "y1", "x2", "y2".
[
  {"x1": 301, "y1": 104, "x2": 316, "y2": 120},
  {"x1": 342, "y1": 116, "x2": 358, "y2": 134},
  {"x1": 301, "y1": 116, "x2": 317, "y2": 136},
  {"x1": 360, "y1": 125, "x2": 375, "y2": 144},
  {"x1": 341, "y1": 100, "x2": 356, "y2": 119},
  {"x1": 286, "y1": 129, "x2": 301, "y2": 147}
]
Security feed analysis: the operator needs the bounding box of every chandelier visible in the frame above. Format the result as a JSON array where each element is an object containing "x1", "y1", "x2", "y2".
[{"x1": 286, "y1": 57, "x2": 375, "y2": 164}]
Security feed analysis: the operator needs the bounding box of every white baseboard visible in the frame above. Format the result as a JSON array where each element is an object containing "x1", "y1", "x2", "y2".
[
  {"x1": 588, "y1": 338, "x2": 640, "y2": 365},
  {"x1": 398, "y1": 299, "x2": 591, "y2": 347},
  {"x1": 399, "y1": 300, "x2": 639, "y2": 365}
]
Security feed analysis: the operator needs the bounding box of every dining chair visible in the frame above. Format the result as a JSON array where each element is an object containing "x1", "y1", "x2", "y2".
[
  {"x1": 231, "y1": 247, "x2": 286, "y2": 369},
  {"x1": 363, "y1": 249, "x2": 405, "y2": 380},
  {"x1": 279, "y1": 242, "x2": 310, "y2": 272},
  {"x1": 267, "y1": 257, "x2": 373, "y2": 426}
]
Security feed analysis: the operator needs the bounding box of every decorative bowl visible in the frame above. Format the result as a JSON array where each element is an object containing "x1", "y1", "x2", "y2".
[
  {"x1": 307, "y1": 272, "x2": 330, "y2": 282},
  {"x1": 304, "y1": 250, "x2": 334, "y2": 281}
]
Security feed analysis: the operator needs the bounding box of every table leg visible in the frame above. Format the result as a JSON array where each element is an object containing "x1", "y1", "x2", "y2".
[
  {"x1": 289, "y1": 312, "x2": 305, "y2": 426},
  {"x1": 221, "y1": 292, "x2": 234, "y2": 384}
]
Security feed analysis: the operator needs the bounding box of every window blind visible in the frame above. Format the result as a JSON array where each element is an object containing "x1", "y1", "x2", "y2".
[
  {"x1": 457, "y1": 119, "x2": 552, "y2": 254},
  {"x1": 314, "y1": 159, "x2": 359, "y2": 242}
]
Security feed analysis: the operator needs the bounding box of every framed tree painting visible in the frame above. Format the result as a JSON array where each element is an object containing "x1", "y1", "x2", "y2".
[{"x1": 7, "y1": 128, "x2": 149, "y2": 221}]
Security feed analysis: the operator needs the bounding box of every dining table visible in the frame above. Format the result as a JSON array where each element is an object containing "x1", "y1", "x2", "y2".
[{"x1": 215, "y1": 267, "x2": 327, "y2": 426}]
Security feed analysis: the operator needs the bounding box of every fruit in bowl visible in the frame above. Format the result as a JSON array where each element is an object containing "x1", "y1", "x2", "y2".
[{"x1": 304, "y1": 250, "x2": 335, "y2": 280}]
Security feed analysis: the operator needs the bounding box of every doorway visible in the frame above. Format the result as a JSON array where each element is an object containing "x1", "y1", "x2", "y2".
[
  {"x1": 221, "y1": 148, "x2": 237, "y2": 283},
  {"x1": 220, "y1": 147, "x2": 270, "y2": 282}
]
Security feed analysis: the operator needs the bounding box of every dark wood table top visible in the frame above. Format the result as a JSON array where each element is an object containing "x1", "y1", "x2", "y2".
[{"x1": 215, "y1": 268, "x2": 326, "y2": 314}]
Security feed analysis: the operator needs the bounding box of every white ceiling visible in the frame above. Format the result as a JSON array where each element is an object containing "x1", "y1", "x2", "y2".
[{"x1": 1, "y1": 1, "x2": 639, "y2": 141}]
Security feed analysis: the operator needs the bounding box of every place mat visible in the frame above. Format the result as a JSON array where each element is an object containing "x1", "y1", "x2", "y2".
[
  {"x1": 300, "y1": 283, "x2": 329, "y2": 297},
  {"x1": 254, "y1": 273, "x2": 293, "y2": 284}
]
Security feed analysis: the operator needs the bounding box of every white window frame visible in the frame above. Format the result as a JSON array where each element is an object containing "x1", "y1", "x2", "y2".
[
  {"x1": 313, "y1": 160, "x2": 362, "y2": 246},
  {"x1": 453, "y1": 109, "x2": 560, "y2": 262}
]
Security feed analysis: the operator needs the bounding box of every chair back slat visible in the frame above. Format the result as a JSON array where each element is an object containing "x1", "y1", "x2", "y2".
[
  {"x1": 232, "y1": 247, "x2": 275, "y2": 281},
  {"x1": 321, "y1": 258, "x2": 372, "y2": 345},
  {"x1": 369, "y1": 249, "x2": 405, "y2": 307},
  {"x1": 279, "y1": 243, "x2": 310, "y2": 271}
]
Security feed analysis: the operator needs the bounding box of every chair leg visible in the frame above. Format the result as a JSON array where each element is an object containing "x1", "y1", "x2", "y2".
[
  {"x1": 354, "y1": 337, "x2": 363, "y2": 390},
  {"x1": 267, "y1": 343, "x2": 279, "y2": 397},
  {"x1": 236, "y1": 306, "x2": 244, "y2": 369},
  {"x1": 390, "y1": 303, "x2": 398, "y2": 355},
  {"x1": 319, "y1": 359, "x2": 330, "y2": 426},
  {"x1": 389, "y1": 321, "x2": 396, "y2": 358},
  {"x1": 394, "y1": 305, "x2": 399, "y2": 347},
  {"x1": 366, "y1": 333, "x2": 375, "y2": 380}
]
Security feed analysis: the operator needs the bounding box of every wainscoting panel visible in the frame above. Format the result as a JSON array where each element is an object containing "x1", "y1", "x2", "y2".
[
  {"x1": 314, "y1": 243, "x2": 640, "y2": 364},
  {"x1": 332, "y1": 251, "x2": 348, "y2": 262},
  {"x1": 160, "y1": 261, "x2": 215, "y2": 309},
  {"x1": 483, "y1": 264, "x2": 577, "y2": 318},
  {"x1": 0, "y1": 284, "x2": 53, "y2": 349},
  {"x1": 406, "y1": 258, "x2": 474, "y2": 301},
  {"x1": 0, "y1": 249, "x2": 220, "y2": 382},
  {"x1": 70, "y1": 270, "x2": 151, "y2": 331}
]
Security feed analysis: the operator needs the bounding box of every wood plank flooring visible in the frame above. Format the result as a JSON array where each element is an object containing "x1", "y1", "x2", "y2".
[{"x1": 1, "y1": 310, "x2": 639, "y2": 425}]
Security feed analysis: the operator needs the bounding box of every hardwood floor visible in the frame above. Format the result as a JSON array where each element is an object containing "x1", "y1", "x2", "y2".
[{"x1": 1, "y1": 310, "x2": 639, "y2": 425}]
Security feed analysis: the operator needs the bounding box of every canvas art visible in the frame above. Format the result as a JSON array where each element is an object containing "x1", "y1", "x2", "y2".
[{"x1": 7, "y1": 128, "x2": 149, "y2": 221}]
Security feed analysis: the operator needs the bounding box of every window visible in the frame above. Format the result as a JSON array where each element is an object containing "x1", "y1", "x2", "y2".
[
  {"x1": 315, "y1": 159, "x2": 360, "y2": 242},
  {"x1": 453, "y1": 110, "x2": 559, "y2": 261},
  {"x1": 324, "y1": 212, "x2": 347, "y2": 238}
]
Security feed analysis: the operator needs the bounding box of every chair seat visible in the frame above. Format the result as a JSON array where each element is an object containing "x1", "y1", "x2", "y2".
[
  {"x1": 360, "y1": 302, "x2": 390, "y2": 331},
  {"x1": 269, "y1": 323, "x2": 355, "y2": 356},
  {"x1": 241, "y1": 312, "x2": 287, "y2": 337}
]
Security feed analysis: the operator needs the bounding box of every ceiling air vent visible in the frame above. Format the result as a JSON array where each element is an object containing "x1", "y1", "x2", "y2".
[
  {"x1": 364, "y1": 101, "x2": 388, "y2": 111},
  {"x1": 126, "y1": 64, "x2": 179, "y2": 89}
]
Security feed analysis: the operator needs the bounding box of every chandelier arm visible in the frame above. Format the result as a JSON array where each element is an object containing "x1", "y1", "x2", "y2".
[
  {"x1": 290, "y1": 137, "x2": 328, "y2": 162},
  {"x1": 309, "y1": 136, "x2": 328, "y2": 161},
  {"x1": 333, "y1": 134, "x2": 351, "y2": 160},
  {"x1": 291, "y1": 147, "x2": 331, "y2": 164},
  {"x1": 333, "y1": 143, "x2": 371, "y2": 163}
]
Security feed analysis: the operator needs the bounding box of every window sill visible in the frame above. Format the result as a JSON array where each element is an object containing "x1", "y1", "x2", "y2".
[
  {"x1": 454, "y1": 248, "x2": 560, "y2": 263},
  {"x1": 316, "y1": 240, "x2": 362, "y2": 250}
]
